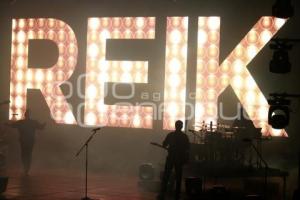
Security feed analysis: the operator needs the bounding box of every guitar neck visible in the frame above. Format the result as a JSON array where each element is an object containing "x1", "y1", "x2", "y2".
[{"x1": 150, "y1": 142, "x2": 167, "y2": 150}]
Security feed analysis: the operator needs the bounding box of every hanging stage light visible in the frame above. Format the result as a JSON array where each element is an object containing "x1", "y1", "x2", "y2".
[
  {"x1": 269, "y1": 38, "x2": 292, "y2": 74},
  {"x1": 268, "y1": 104, "x2": 290, "y2": 129},
  {"x1": 268, "y1": 93, "x2": 290, "y2": 129},
  {"x1": 272, "y1": 0, "x2": 294, "y2": 18},
  {"x1": 268, "y1": 93, "x2": 300, "y2": 129}
]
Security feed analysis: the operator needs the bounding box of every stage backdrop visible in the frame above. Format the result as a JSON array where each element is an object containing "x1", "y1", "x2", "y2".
[{"x1": 0, "y1": 0, "x2": 300, "y2": 173}]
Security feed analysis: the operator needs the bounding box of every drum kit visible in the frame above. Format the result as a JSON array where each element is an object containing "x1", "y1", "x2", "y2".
[
  {"x1": 189, "y1": 121, "x2": 246, "y2": 144},
  {"x1": 188, "y1": 121, "x2": 266, "y2": 165}
]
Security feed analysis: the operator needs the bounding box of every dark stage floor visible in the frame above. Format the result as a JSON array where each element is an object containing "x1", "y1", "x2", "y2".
[
  {"x1": 1, "y1": 170, "x2": 156, "y2": 200},
  {"x1": 0, "y1": 168, "x2": 289, "y2": 200}
]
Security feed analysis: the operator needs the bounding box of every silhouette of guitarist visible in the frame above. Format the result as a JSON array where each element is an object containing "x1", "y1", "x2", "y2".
[{"x1": 158, "y1": 120, "x2": 190, "y2": 200}]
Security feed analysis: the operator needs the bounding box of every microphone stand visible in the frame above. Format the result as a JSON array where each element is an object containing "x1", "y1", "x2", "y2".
[{"x1": 76, "y1": 129, "x2": 100, "y2": 200}]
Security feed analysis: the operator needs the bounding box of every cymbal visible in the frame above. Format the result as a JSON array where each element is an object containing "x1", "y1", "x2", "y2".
[
  {"x1": 231, "y1": 126, "x2": 246, "y2": 129},
  {"x1": 193, "y1": 124, "x2": 218, "y2": 127}
]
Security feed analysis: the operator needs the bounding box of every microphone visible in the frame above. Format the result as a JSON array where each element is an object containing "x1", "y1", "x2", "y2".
[{"x1": 92, "y1": 127, "x2": 101, "y2": 132}]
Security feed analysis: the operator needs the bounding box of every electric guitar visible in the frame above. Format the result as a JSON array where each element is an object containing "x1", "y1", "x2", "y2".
[{"x1": 150, "y1": 142, "x2": 190, "y2": 163}]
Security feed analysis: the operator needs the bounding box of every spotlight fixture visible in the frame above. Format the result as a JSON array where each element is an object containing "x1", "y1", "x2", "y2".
[
  {"x1": 269, "y1": 38, "x2": 300, "y2": 74},
  {"x1": 268, "y1": 93, "x2": 300, "y2": 129},
  {"x1": 272, "y1": 0, "x2": 294, "y2": 18},
  {"x1": 269, "y1": 38, "x2": 292, "y2": 74},
  {"x1": 268, "y1": 93, "x2": 291, "y2": 129}
]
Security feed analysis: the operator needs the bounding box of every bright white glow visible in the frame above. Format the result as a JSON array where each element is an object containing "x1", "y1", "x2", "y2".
[
  {"x1": 247, "y1": 45, "x2": 258, "y2": 59},
  {"x1": 170, "y1": 29, "x2": 182, "y2": 44},
  {"x1": 88, "y1": 44, "x2": 99, "y2": 58},
  {"x1": 232, "y1": 75, "x2": 243, "y2": 90},
  {"x1": 133, "y1": 115, "x2": 141, "y2": 127},
  {"x1": 258, "y1": 106, "x2": 268, "y2": 120},
  {"x1": 245, "y1": 91, "x2": 256, "y2": 104},
  {"x1": 89, "y1": 18, "x2": 100, "y2": 30},
  {"x1": 16, "y1": 70, "x2": 24, "y2": 81},
  {"x1": 246, "y1": 76, "x2": 256, "y2": 90},
  {"x1": 15, "y1": 96, "x2": 23, "y2": 108},
  {"x1": 17, "y1": 31, "x2": 26, "y2": 43},
  {"x1": 195, "y1": 103, "x2": 205, "y2": 118},
  {"x1": 17, "y1": 44, "x2": 26, "y2": 55},
  {"x1": 207, "y1": 17, "x2": 220, "y2": 30},
  {"x1": 16, "y1": 57, "x2": 25, "y2": 68},
  {"x1": 168, "y1": 74, "x2": 180, "y2": 87},
  {"x1": 15, "y1": 83, "x2": 24, "y2": 94},
  {"x1": 260, "y1": 30, "x2": 272, "y2": 44},
  {"x1": 271, "y1": 128, "x2": 284, "y2": 136},
  {"x1": 198, "y1": 30, "x2": 208, "y2": 44},
  {"x1": 86, "y1": 112, "x2": 96, "y2": 125},
  {"x1": 121, "y1": 73, "x2": 133, "y2": 82},
  {"x1": 87, "y1": 84, "x2": 98, "y2": 99},
  {"x1": 167, "y1": 102, "x2": 179, "y2": 117},
  {"x1": 274, "y1": 18, "x2": 286, "y2": 29},
  {"x1": 46, "y1": 71, "x2": 53, "y2": 81},
  {"x1": 100, "y1": 29, "x2": 110, "y2": 42},
  {"x1": 121, "y1": 61, "x2": 133, "y2": 71},
  {"x1": 169, "y1": 58, "x2": 181, "y2": 73},
  {"x1": 233, "y1": 59, "x2": 244, "y2": 74},
  {"x1": 26, "y1": 70, "x2": 33, "y2": 81},
  {"x1": 35, "y1": 70, "x2": 44, "y2": 83},
  {"x1": 64, "y1": 111, "x2": 75, "y2": 124},
  {"x1": 136, "y1": 17, "x2": 145, "y2": 28}
]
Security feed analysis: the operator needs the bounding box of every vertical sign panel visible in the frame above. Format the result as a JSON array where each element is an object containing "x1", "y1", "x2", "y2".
[
  {"x1": 163, "y1": 17, "x2": 188, "y2": 130},
  {"x1": 85, "y1": 17, "x2": 155, "y2": 128},
  {"x1": 10, "y1": 18, "x2": 77, "y2": 124},
  {"x1": 195, "y1": 17, "x2": 287, "y2": 136}
]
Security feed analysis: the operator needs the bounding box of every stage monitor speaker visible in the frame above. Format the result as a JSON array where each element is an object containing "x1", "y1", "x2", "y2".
[{"x1": 139, "y1": 163, "x2": 155, "y2": 181}]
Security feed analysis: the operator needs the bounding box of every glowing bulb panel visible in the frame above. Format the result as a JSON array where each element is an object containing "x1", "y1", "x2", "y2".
[
  {"x1": 163, "y1": 17, "x2": 188, "y2": 130},
  {"x1": 195, "y1": 17, "x2": 221, "y2": 126},
  {"x1": 9, "y1": 17, "x2": 288, "y2": 136},
  {"x1": 84, "y1": 17, "x2": 155, "y2": 128},
  {"x1": 195, "y1": 17, "x2": 287, "y2": 136},
  {"x1": 9, "y1": 18, "x2": 78, "y2": 124}
]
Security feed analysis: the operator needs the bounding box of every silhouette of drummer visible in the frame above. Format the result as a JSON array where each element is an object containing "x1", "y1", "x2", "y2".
[
  {"x1": 6, "y1": 109, "x2": 46, "y2": 175},
  {"x1": 158, "y1": 120, "x2": 190, "y2": 200}
]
